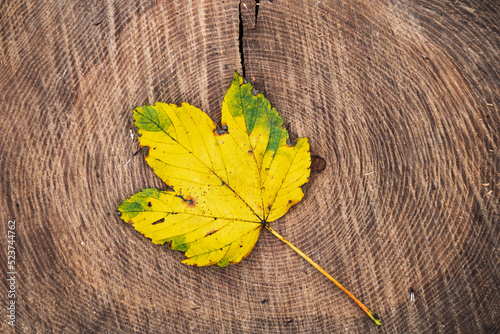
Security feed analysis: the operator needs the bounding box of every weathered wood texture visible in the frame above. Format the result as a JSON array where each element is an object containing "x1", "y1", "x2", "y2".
[{"x1": 1, "y1": 0, "x2": 498, "y2": 333}]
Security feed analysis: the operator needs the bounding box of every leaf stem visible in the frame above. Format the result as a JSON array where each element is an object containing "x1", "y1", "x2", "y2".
[{"x1": 265, "y1": 224, "x2": 382, "y2": 326}]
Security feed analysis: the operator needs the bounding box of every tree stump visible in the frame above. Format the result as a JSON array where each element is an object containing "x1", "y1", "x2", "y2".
[{"x1": 1, "y1": 1, "x2": 498, "y2": 333}]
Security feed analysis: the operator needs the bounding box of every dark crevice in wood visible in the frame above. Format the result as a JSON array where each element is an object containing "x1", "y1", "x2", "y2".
[
  {"x1": 310, "y1": 155, "x2": 326, "y2": 173},
  {"x1": 238, "y1": 0, "x2": 246, "y2": 77},
  {"x1": 255, "y1": 0, "x2": 260, "y2": 28}
]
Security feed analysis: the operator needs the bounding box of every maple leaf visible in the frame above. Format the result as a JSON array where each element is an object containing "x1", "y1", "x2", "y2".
[
  {"x1": 117, "y1": 72, "x2": 381, "y2": 325},
  {"x1": 119, "y1": 72, "x2": 310, "y2": 266}
]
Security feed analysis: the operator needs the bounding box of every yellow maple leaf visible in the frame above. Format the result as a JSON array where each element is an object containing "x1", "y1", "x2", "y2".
[
  {"x1": 118, "y1": 72, "x2": 310, "y2": 266},
  {"x1": 117, "y1": 72, "x2": 381, "y2": 325}
]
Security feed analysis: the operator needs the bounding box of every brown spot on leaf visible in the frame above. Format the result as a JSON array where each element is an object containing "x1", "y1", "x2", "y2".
[
  {"x1": 214, "y1": 127, "x2": 229, "y2": 136},
  {"x1": 175, "y1": 194, "x2": 197, "y2": 208},
  {"x1": 206, "y1": 230, "x2": 218, "y2": 236},
  {"x1": 152, "y1": 218, "x2": 165, "y2": 225},
  {"x1": 185, "y1": 196, "x2": 196, "y2": 208},
  {"x1": 143, "y1": 145, "x2": 150, "y2": 158},
  {"x1": 214, "y1": 123, "x2": 229, "y2": 137}
]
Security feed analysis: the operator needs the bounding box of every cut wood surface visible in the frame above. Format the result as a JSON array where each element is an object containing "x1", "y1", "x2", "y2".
[{"x1": 1, "y1": 0, "x2": 498, "y2": 333}]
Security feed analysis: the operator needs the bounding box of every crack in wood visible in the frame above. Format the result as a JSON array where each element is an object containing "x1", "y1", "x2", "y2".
[{"x1": 238, "y1": 1, "x2": 246, "y2": 77}]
